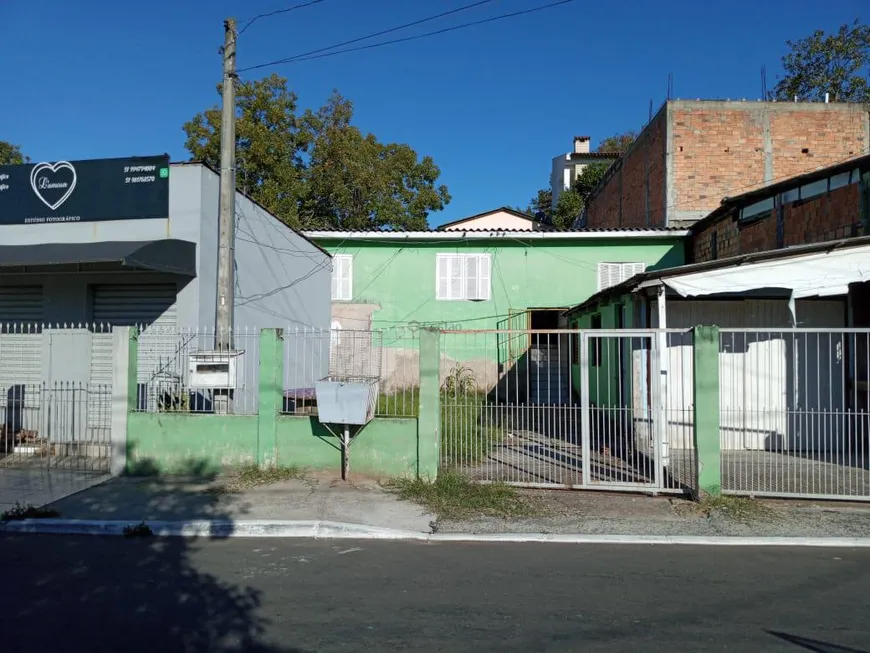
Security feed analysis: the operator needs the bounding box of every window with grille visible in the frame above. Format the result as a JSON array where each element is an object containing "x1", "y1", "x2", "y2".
[
  {"x1": 596, "y1": 262, "x2": 647, "y2": 292},
  {"x1": 331, "y1": 255, "x2": 353, "y2": 301},
  {"x1": 436, "y1": 253, "x2": 491, "y2": 301}
]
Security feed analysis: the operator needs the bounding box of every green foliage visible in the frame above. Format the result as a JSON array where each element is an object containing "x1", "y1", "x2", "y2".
[
  {"x1": 596, "y1": 131, "x2": 637, "y2": 154},
  {"x1": 183, "y1": 74, "x2": 450, "y2": 230},
  {"x1": 572, "y1": 162, "x2": 610, "y2": 206},
  {"x1": 772, "y1": 20, "x2": 870, "y2": 103},
  {"x1": 0, "y1": 141, "x2": 28, "y2": 165},
  {"x1": 525, "y1": 188, "x2": 553, "y2": 223},
  {"x1": 206, "y1": 463, "x2": 306, "y2": 494},
  {"x1": 387, "y1": 471, "x2": 534, "y2": 520},
  {"x1": 441, "y1": 364, "x2": 477, "y2": 395},
  {"x1": 552, "y1": 188, "x2": 584, "y2": 231}
]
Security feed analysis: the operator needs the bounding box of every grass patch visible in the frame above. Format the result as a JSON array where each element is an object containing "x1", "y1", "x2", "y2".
[
  {"x1": 387, "y1": 471, "x2": 535, "y2": 521},
  {"x1": 698, "y1": 495, "x2": 774, "y2": 522},
  {"x1": 1, "y1": 502, "x2": 60, "y2": 521},
  {"x1": 206, "y1": 463, "x2": 306, "y2": 494}
]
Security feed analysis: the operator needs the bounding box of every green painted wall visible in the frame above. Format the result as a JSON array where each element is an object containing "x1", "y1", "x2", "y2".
[
  {"x1": 316, "y1": 237, "x2": 684, "y2": 339},
  {"x1": 126, "y1": 412, "x2": 420, "y2": 479},
  {"x1": 124, "y1": 328, "x2": 439, "y2": 480}
]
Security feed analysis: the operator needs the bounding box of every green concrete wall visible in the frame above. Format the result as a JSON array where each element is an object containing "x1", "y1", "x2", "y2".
[{"x1": 124, "y1": 328, "x2": 437, "y2": 480}]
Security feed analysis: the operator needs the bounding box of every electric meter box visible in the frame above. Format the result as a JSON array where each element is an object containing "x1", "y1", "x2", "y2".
[{"x1": 188, "y1": 351, "x2": 241, "y2": 389}]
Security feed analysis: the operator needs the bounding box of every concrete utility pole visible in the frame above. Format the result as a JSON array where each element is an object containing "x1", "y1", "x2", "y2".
[{"x1": 216, "y1": 18, "x2": 237, "y2": 351}]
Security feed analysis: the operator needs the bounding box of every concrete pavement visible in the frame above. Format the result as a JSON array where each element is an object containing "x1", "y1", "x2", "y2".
[
  {"x1": 0, "y1": 467, "x2": 109, "y2": 514},
  {"x1": 1, "y1": 535, "x2": 869, "y2": 652}
]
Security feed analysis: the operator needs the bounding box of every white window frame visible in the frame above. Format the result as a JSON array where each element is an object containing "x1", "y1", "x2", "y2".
[
  {"x1": 597, "y1": 262, "x2": 647, "y2": 292},
  {"x1": 331, "y1": 254, "x2": 353, "y2": 301},
  {"x1": 436, "y1": 253, "x2": 492, "y2": 301}
]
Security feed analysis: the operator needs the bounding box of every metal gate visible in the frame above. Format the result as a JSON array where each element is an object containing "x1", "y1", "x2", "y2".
[{"x1": 439, "y1": 328, "x2": 695, "y2": 494}]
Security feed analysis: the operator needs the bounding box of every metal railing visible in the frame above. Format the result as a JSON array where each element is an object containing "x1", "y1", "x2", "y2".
[
  {"x1": 719, "y1": 328, "x2": 870, "y2": 500},
  {"x1": 0, "y1": 323, "x2": 114, "y2": 472},
  {"x1": 438, "y1": 329, "x2": 693, "y2": 494},
  {"x1": 134, "y1": 326, "x2": 261, "y2": 415},
  {"x1": 282, "y1": 326, "x2": 420, "y2": 418}
]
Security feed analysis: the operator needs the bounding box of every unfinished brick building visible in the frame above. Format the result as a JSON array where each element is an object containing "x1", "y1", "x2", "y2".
[
  {"x1": 689, "y1": 153, "x2": 870, "y2": 263},
  {"x1": 583, "y1": 100, "x2": 870, "y2": 230}
]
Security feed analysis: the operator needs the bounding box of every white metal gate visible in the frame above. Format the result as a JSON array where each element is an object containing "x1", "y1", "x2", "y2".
[{"x1": 438, "y1": 328, "x2": 692, "y2": 494}]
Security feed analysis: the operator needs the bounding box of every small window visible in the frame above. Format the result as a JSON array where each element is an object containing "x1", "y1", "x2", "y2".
[
  {"x1": 800, "y1": 179, "x2": 828, "y2": 201},
  {"x1": 828, "y1": 171, "x2": 852, "y2": 191},
  {"x1": 331, "y1": 255, "x2": 353, "y2": 301},
  {"x1": 597, "y1": 262, "x2": 647, "y2": 292},
  {"x1": 781, "y1": 187, "x2": 800, "y2": 204},
  {"x1": 436, "y1": 253, "x2": 491, "y2": 301},
  {"x1": 739, "y1": 196, "x2": 774, "y2": 222}
]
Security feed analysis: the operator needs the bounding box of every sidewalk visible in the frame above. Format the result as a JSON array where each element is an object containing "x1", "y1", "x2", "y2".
[{"x1": 5, "y1": 469, "x2": 870, "y2": 542}]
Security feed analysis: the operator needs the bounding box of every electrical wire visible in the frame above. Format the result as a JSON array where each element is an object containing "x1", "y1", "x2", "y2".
[
  {"x1": 239, "y1": 0, "x2": 575, "y2": 72},
  {"x1": 241, "y1": 0, "x2": 496, "y2": 71},
  {"x1": 238, "y1": 0, "x2": 328, "y2": 36}
]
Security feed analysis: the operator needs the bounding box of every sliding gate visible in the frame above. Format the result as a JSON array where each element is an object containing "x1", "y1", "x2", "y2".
[{"x1": 439, "y1": 328, "x2": 694, "y2": 494}]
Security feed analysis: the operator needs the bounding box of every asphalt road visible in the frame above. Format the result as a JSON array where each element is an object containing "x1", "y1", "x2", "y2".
[{"x1": 1, "y1": 535, "x2": 868, "y2": 653}]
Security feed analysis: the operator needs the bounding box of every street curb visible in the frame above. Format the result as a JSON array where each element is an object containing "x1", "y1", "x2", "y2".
[{"x1": 3, "y1": 519, "x2": 870, "y2": 547}]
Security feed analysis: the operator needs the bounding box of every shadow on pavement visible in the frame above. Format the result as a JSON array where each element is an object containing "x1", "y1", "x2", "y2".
[
  {"x1": 0, "y1": 455, "x2": 310, "y2": 653},
  {"x1": 767, "y1": 630, "x2": 868, "y2": 653}
]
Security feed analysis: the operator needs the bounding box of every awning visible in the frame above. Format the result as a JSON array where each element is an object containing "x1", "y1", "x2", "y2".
[
  {"x1": 663, "y1": 244, "x2": 870, "y2": 320},
  {"x1": 0, "y1": 239, "x2": 197, "y2": 276}
]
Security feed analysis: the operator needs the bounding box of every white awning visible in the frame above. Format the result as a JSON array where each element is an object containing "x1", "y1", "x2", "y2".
[{"x1": 662, "y1": 244, "x2": 870, "y2": 322}]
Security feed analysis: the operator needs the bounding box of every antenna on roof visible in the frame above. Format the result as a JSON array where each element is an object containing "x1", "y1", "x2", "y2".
[
  {"x1": 648, "y1": 98, "x2": 653, "y2": 122},
  {"x1": 667, "y1": 72, "x2": 674, "y2": 100},
  {"x1": 761, "y1": 65, "x2": 768, "y2": 99}
]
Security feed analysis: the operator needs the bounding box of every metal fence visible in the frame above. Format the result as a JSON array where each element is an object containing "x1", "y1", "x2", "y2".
[
  {"x1": 134, "y1": 326, "x2": 261, "y2": 415},
  {"x1": 719, "y1": 328, "x2": 870, "y2": 501},
  {"x1": 282, "y1": 327, "x2": 419, "y2": 418},
  {"x1": 438, "y1": 329, "x2": 694, "y2": 494},
  {"x1": 0, "y1": 324, "x2": 112, "y2": 472}
]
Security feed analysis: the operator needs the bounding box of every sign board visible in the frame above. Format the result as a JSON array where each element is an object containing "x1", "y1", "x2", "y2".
[{"x1": 0, "y1": 154, "x2": 170, "y2": 225}]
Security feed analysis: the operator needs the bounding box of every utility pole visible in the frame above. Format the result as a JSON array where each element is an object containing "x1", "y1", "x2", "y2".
[
  {"x1": 215, "y1": 18, "x2": 236, "y2": 415},
  {"x1": 216, "y1": 18, "x2": 237, "y2": 351}
]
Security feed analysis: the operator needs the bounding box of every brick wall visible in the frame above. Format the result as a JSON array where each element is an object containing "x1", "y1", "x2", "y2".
[
  {"x1": 690, "y1": 183, "x2": 865, "y2": 263},
  {"x1": 585, "y1": 108, "x2": 667, "y2": 228},
  {"x1": 585, "y1": 101, "x2": 869, "y2": 230}
]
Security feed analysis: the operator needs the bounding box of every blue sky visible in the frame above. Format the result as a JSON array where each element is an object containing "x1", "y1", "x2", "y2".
[{"x1": 1, "y1": 0, "x2": 865, "y2": 226}]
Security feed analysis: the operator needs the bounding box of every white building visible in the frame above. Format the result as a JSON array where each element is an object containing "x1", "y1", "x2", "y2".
[{"x1": 550, "y1": 136, "x2": 619, "y2": 208}]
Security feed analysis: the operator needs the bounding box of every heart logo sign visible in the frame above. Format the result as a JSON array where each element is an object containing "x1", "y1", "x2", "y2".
[{"x1": 30, "y1": 161, "x2": 77, "y2": 211}]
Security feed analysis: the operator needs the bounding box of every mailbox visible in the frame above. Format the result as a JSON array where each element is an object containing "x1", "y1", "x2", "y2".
[{"x1": 188, "y1": 350, "x2": 242, "y2": 389}]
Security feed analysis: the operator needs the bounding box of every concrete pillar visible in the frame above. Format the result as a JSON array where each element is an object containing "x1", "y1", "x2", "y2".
[
  {"x1": 111, "y1": 326, "x2": 138, "y2": 476},
  {"x1": 417, "y1": 329, "x2": 441, "y2": 479},
  {"x1": 257, "y1": 328, "x2": 283, "y2": 467},
  {"x1": 693, "y1": 325, "x2": 721, "y2": 497}
]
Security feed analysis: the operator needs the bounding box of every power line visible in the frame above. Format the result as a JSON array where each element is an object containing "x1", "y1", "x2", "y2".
[
  {"x1": 241, "y1": 0, "x2": 497, "y2": 71},
  {"x1": 238, "y1": 0, "x2": 327, "y2": 36},
  {"x1": 239, "y1": 0, "x2": 574, "y2": 73}
]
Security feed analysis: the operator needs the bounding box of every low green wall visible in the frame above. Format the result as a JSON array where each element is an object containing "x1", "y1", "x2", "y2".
[
  {"x1": 126, "y1": 412, "x2": 420, "y2": 478},
  {"x1": 276, "y1": 417, "x2": 420, "y2": 479},
  {"x1": 127, "y1": 413, "x2": 259, "y2": 475}
]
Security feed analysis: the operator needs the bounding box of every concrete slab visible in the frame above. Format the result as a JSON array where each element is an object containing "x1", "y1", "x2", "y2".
[
  {"x1": 49, "y1": 470, "x2": 435, "y2": 533},
  {"x1": 0, "y1": 468, "x2": 110, "y2": 513}
]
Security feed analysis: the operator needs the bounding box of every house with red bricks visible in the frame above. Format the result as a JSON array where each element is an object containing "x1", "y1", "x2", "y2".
[
  {"x1": 577, "y1": 99, "x2": 869, "y2": 230},
  {"x1": 562, "y1": 150, "x2": 870, "y2": 459}
]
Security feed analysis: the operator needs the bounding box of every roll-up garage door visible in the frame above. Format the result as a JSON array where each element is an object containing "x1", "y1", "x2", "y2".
[
  {"x1": 0, "y1": 286, "x2": 44, "y2": 403},
  {"x1": 90, "y1": 284, "x2": 179, "y2": 392}
]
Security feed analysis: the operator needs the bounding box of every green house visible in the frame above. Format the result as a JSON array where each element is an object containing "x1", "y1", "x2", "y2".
[{"x1": 303, "y1": 208, "x2": 687, "y2": 403}]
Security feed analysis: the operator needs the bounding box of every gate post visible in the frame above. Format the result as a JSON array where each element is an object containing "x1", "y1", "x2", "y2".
[
  {"x1": 418, "y1": 328, "x2": 440, "y2": 480},
  {"x1": 693, "y1": 325, "x2": 721, "y2": 497},
  {"x1": 111, "y1": 326, "x2": 138, "y2": 476},
  {"x1": 257, "y1": 328, "x2": 283, "y2": 468}
]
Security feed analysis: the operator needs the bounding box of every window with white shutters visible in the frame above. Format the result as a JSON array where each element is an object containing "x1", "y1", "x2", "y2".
[
  {"x1": 596, "y1": 262, "x2": 646, "y2": 291},
  {"x1": 436, "y1": 253, "x2": 491, "y2": 301},
  {"x1": 331, "y1": 255, "x2": 353, "y2": 301}
]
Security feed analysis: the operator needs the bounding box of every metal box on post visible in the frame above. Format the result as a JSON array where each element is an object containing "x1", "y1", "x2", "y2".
[
  {"x1": 313, "y1": 329, "x2": 383, "y2": 479},
  {"x1": 187, "y1": 350, "x2": 241, "y2": 389}
]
